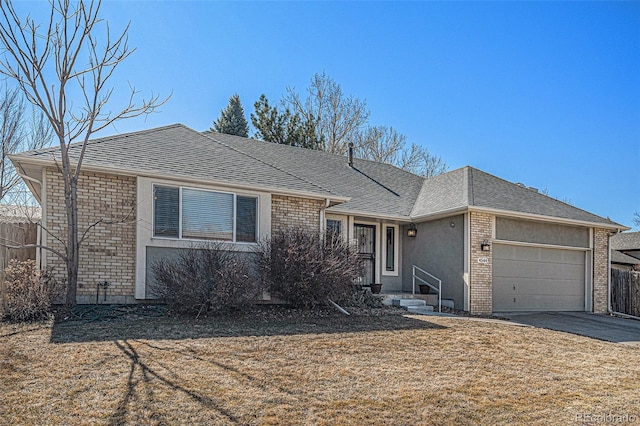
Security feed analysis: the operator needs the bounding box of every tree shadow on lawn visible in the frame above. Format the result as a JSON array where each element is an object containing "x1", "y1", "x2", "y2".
[{"x1": 49, "y1": 304, "x2": 446, "y2": 344}]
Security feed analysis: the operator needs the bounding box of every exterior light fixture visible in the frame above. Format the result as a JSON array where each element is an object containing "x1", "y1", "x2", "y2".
[
  {"x1": 480, "y1": 239, "x2": 491, "y2": 251},
  {"x1": 407, "y1": 223, "x2": 417, "y2": 238}
]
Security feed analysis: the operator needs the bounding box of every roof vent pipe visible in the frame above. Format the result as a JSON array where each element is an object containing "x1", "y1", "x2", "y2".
[{"x1": 348, "y1": 142, "x2": 354, "y2": 167}]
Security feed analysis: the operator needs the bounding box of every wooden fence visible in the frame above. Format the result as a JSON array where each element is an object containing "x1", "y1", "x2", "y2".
[
  {"x1": 0, "y1": 222, "x2": 38, "y2": 269},
  {"x1": 611, "y1": 268, "x2": 640, "y2": 317}
]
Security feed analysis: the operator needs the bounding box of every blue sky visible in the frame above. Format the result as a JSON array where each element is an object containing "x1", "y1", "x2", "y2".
[{"x1": 14, "y1": 1, "x2": 640, "y2": 228}]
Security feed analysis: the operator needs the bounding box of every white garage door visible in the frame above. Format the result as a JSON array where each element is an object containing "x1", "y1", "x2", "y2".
[{"x1": 493, "y1": 244, "x2": 586, "y2": 312}]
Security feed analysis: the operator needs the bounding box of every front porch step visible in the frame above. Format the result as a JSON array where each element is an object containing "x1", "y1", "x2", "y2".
[
  {"x1": 392, "y1": 298, "x2": 427, "y2": 308},
  {"x1": 422, "y1": 294, "x2": 455, "y2": 309},
  {"x1": 406, "y1": 305, "x2": 434, "y2": 314}
]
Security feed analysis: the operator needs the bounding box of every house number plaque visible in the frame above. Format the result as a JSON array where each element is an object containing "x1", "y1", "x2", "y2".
[{"x1": 477, "y1": 257, "x2": 489, "y2": 264}]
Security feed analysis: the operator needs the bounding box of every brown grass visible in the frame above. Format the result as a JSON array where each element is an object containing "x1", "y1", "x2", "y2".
[{"x1": 1, "y1": 307, "x2": 639, "y2": 425}]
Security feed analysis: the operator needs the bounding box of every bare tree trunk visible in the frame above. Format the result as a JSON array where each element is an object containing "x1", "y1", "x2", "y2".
[{"x1": 65, "y1": 178, "x2": 78, "y2": 307}]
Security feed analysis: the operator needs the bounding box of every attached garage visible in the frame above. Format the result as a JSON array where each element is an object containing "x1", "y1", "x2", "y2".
[{"x1": 492, "y1": 243, "x2": 587, "y2": 312}]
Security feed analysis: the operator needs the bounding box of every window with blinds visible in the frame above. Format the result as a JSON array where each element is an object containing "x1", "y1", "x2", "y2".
[
  {"x1": 153, "y1": 186, "x2": 179, "y2": 237},
  {"x1": 182, "y1": 189, "x2": 233, "y2": 240},
  {"x1": 153, "y1": 185, "x2": 258, "y2": 243},
  {"x1": 236, "y1": 196, "x2": 257, "y2": 243}
]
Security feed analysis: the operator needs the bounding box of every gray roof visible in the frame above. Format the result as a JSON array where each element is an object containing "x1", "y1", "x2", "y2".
[
  {"x1": 15, "y1": 124, "x2": 332, "y2": 196},
  {"x1": 611, "y1": 250, "x2": 640, "y2": 266},
  {"x1": 11, "y1": 123, "x2": 621, "y2": 227},
  {"x1": 209, "y1": 132, "x2": 424, "y2": 218},
  {"x1": 411, "y1": 167, "x2": 618, "y2": 226},
  {"x1": 611, "y1": 232, "x2": 640, "y2": 250}
]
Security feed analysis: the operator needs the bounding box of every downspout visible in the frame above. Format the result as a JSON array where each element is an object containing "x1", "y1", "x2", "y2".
[{"x1": 319, "y1": 198, "x2": 330, "y2": 234}]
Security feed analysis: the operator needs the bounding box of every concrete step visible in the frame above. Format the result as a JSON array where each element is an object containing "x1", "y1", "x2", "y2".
[
  {"x1": 392, "y1": 298, "x2": 427, "y2": 308},
  {"x1": 406, "y1": 305, "x2": 434, "y2": 314},
  {"x1": 422, "y1": 294, "x2": 455, "y2": 309}
]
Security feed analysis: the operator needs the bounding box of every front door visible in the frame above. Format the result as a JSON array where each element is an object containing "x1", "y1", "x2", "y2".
[{"x1": 355, "y1": 224, "x2": 376, "y2": 285}]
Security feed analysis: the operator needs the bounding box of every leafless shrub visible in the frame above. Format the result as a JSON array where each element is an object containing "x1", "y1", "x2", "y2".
[
  {"x1": 150, "y1": 243, "x2": 262, "y2": 317},
  {"x1": 1, "y1": 259, "x2": 63, "y2": 322},
  {"x1": 256, "y1": 228, "x2": 363, "y2": 308},
  {"x1": 336, "y1": 288, "x2": 384, "y2": 309}
]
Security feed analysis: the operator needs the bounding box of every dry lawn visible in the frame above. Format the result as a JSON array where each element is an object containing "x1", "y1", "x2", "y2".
[{"x1": 1, "y1": 306, "x2": 639, "y2": 425}]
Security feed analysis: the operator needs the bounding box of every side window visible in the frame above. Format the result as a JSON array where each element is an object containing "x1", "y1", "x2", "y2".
[
  {"x1": 386, "y1": 226, "x2": 395, "y2": 271},
  {"x1": 326, "y1": 219, "x2": 342, "y2": 238},
  {"x1": 236, "y1": 196, "x2": 257, "y2": 243},
  {"x1": 153, "y1": 186, "x2": 179, "y2": 238}
]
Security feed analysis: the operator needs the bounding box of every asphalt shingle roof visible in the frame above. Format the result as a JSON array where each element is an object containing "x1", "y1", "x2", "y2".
[
  {"x1": 611, "y1": 250, "x2": 640, "y2": 266},
  {"x1": 12, "y1": 124, "x2": 622, "y2": 227},
  {"x1": 611, "y1": 232, "x2": 640, "y2": 250}
]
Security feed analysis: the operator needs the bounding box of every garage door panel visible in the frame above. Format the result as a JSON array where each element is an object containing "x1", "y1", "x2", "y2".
[
  {"x1": 494, "y1": 259, "x2": 585, "y2": 281},
  {"x1": 494, "y1": 277, "x2": 584, "y2": 296},
  {"x1": 493, "y1": 293, "x2": 585, "y2": 312},
  {"x1": 493, "y1": 244, "x2": 586, "y2": 312}
]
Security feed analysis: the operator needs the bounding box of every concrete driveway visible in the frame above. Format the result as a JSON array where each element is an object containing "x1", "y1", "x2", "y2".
[{"x1": 500, "y1": 312, "x2": 640, "y2": 347}]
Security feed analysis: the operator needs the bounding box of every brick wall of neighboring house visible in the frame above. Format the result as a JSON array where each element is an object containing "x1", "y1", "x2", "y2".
[
  {"x1": 271, "y1": 195, "x2": 323, "y2": 234},
  {"x1": 469, "y1": 211, "x2": 493, "y2": 315},
  {"x1": 45, "y1": 169, "x2": 137, "y2": 303},
  {"x1": 592, "y1": 227, "x2": 610, "y2": 313}
]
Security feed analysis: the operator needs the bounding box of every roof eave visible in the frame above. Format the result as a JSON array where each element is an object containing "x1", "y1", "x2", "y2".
[
  {"x1": 410, "y1": 207, "x2": 470, "y2": 222},
  {"x1": 10, "y1": 155, "x2": 351, "y2": 205},
  {"x1": 325, "y1": 207, "x2": 411, "y2": 222},
  {"x1": 468, "y1": 206, "x2": 629, "y2": 231}
]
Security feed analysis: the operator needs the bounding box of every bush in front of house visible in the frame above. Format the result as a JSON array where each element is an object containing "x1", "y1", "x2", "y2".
[
  {"x1": 256, "y1": 228, "x2": 363, "y2": 308},
  {"x1": 1, "y1": 259, "x2": 63, "y2": 322},
  {"x1": 151, "y1": 243, "x2": 262, "y2": 316}
]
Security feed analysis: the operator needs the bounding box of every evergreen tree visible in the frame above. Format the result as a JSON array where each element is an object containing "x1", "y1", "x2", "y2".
[
  {"x1": 212, "y1": 93, "x2": 249, "y2": 137},
  {"x1": 251, "y1": 94, "x2": 322, "y2": 149}
]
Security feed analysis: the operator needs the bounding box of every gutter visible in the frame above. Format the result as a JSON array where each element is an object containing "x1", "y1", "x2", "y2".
[{"x1": 467, "y1": 206, "x2": 628, "y2": 232}]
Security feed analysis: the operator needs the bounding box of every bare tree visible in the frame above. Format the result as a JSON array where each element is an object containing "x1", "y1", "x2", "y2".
[
  {"x1": 1, "y1": 86, "x2": 53, "y2": 205},
  {"x1": 0, "y1": 0, "x2": 166, "y2": 307},
  {"x1": 283, "y1": 72, "x2": 447, "y2": 177},
  {"x1": 285, "y1": 71, "x2": 369, "y2": 154},
  {"x1": 353, "y1": 125, "x2": 447, "y2": 178},
  {"x1": 0, "y1": 85, "x2": 24, "y2": 202},
  {"x1": 633, "y1": 212, "x2": 639, "y2": 228}
]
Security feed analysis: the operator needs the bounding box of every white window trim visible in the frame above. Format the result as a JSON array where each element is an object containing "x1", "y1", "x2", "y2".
[
  {"x1": 152, "y1": 183, "x2": 258, "y2": 244},
  {"x1": 137, "y1": 176, "x2": 271, "y2": 300},
  {"x1": 325, "y1": 214, "x2": 348, "y2": 242},
  {"x1": 382, "y1": 224, "x2": 399, "y2": 277}
]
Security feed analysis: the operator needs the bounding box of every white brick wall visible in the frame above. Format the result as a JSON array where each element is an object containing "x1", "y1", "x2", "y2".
[
  {"x1": 592, "y1": 228, "x2": 609, "y2": 313},
  {"x1": 271, "y1": 195, "x2": 323, "y2": 233},
  {"x1": 45, "y1": 169, "x2": 137, "y2": 303},
  {"x1": 469, "y1": 211, "x2": 493, "y2": 315}
]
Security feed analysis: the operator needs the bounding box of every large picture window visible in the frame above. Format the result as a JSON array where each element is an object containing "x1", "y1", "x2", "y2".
[{"x1": 153, "y1": 185, "x2": 257, "y2": 243}]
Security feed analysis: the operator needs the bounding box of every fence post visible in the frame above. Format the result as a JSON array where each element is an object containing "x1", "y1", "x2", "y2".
[{"x1": 1, "y1": 263, "x2": 5, "y2": 315}]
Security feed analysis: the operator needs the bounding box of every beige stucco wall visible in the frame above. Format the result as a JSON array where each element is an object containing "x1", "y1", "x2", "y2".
[{"x1": 45, "y1": 169, "x2": 137, "y2": 303}]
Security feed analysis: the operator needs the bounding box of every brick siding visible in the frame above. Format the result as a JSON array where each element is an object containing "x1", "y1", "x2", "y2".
[
  {"x1": 469, "y1": 211, "x2": 493, "y2": 314},
  {"x1": 271, "y1": 195, "x2": 323, "y2": 233},
  {"x1": 592, "y1": 228, "x2": 609, "y2": 313},
  {"x1": 45, "y1": 169, "x2": 137, "y2": 303}
]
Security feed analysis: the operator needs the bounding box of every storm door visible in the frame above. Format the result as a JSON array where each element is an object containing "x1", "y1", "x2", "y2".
[{"x1": 355, "y1": 224, "x2": 376, "y2": 285}]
